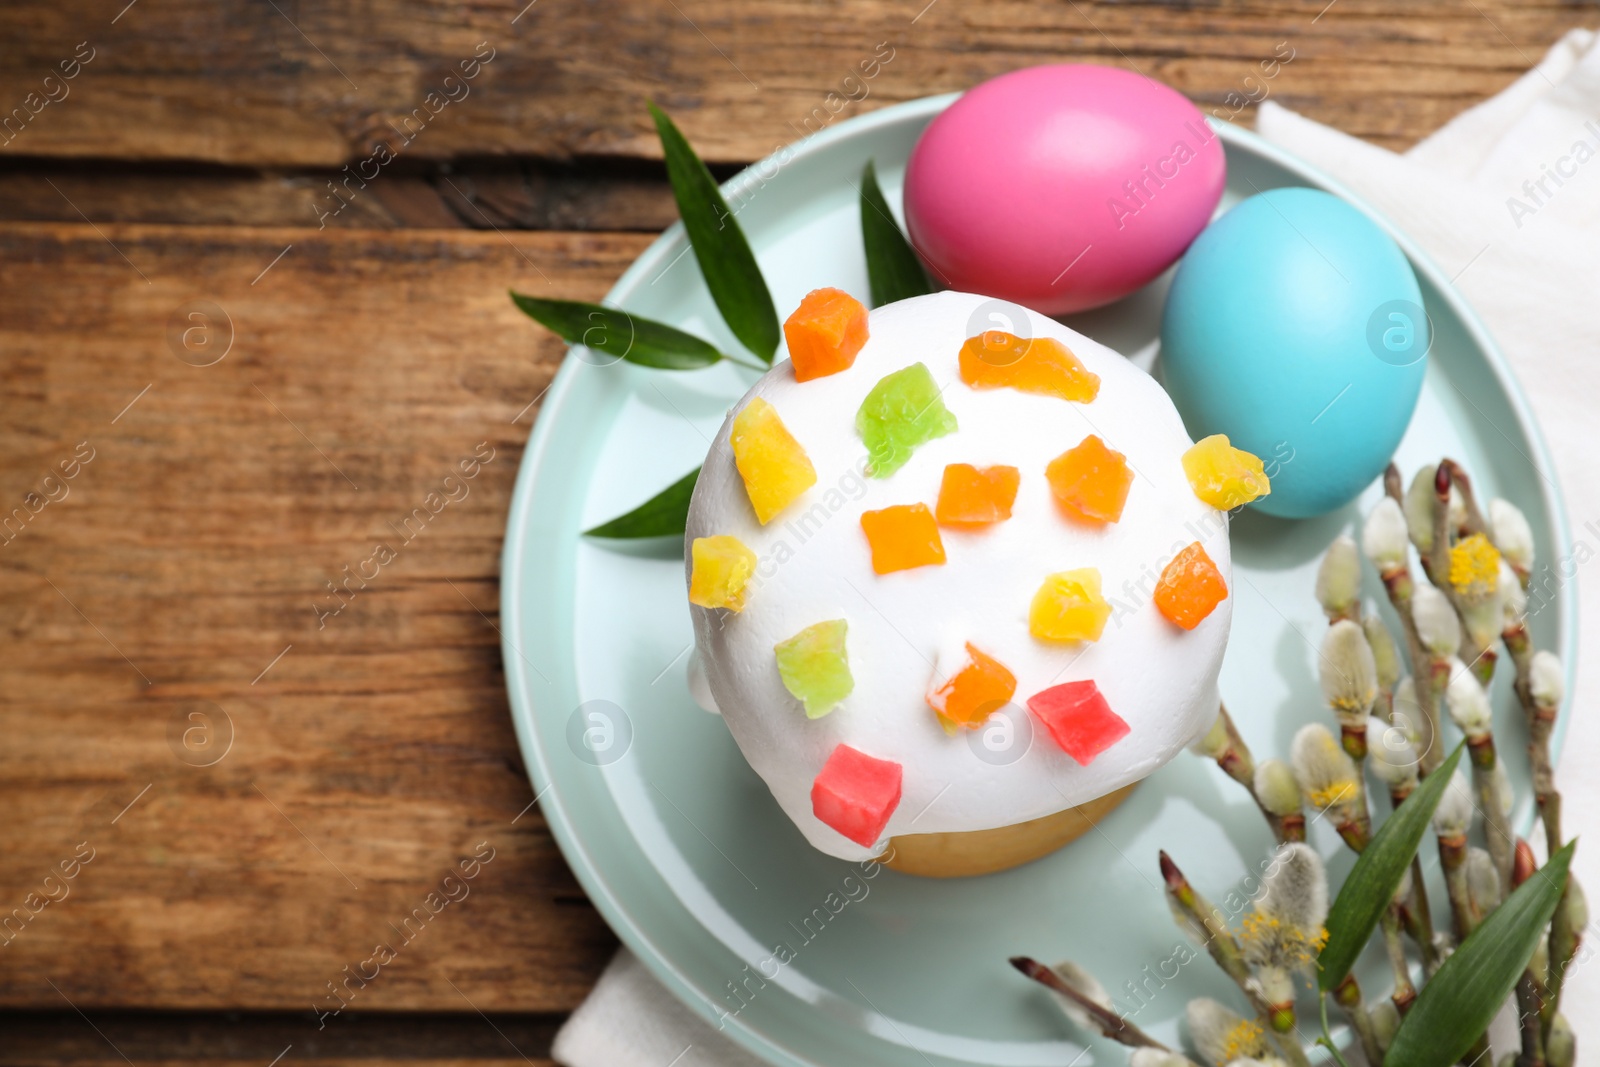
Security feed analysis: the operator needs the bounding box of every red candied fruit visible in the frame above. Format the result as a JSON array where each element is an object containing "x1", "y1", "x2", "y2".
[
  {"x1": 810, "y1": 744, "x2": 903, "y2": 848},
  {"x1": 1026, "y1": 680, "x2": 1130, "y2": 766}
]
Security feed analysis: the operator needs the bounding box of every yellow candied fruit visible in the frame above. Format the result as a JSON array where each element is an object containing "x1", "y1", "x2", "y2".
[
  {"x1": 1448, "y1": 533, "x2": 1501, "y2": 599},
  {"x1": 1182, "y1": 434, "x2": 1270, "y2": 510},
  {"x1": 731, "y1": 397, "x2": 817, "y2": 524},
  {"x1": 689, "y1": 535, "x2": 759, "y2": 611},
  {"x1": 1028, "y1": 568, "x2": 1112, "y2": 644}
]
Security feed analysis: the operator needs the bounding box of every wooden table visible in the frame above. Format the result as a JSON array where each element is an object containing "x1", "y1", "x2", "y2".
[{"x1": 0, "y1": 2, "x2": 1584, "y2": 1062}]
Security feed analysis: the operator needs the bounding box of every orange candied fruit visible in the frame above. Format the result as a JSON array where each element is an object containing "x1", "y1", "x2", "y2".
[
  {"x1": 784, "y1": 288, "x2": 869, "y2": 382},
  {"x1": 935, "y1": 463, "x2": 1020, "y2": 528},
  {"x1": 860, "y1": 503, "x2": 946, "y2": 575},
  {"x1": 927, "y1": 643, "x2": 1017, "y2": 731},
  {"x1": 1046, "y1": 435, "x2": 1133, "y2": 524},
  {"x1": 1154, "y1": 542, "x2": 1228, "y2": 630},
  {"x1": 958, "y1": 331, "x2": 1100, "y2": 403}
]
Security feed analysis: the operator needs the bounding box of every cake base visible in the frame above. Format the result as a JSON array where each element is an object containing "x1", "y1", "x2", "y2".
[{"x1": 881, "y1": 783, "x2": 1138, "y2": 878}]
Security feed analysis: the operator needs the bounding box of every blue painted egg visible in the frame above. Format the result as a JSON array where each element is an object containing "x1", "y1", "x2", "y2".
[{"x1": 1160, "y1": 187, "x2": 1428, "y2": 519}]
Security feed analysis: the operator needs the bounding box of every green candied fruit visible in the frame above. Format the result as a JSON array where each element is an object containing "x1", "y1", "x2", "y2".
[
  {"x1": 855, "y1": 362, "x2": 959, "y2": 478},
  {"x1": 774, "y1": 619, "x2": 853, "y2": 719}
]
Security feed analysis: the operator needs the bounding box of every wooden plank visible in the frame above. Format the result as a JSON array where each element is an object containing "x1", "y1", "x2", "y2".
[
  {"x1": 0, "y1": 221, "x2": 650, "y2": 1010},
  {"x1": 0, "y1": 161, "x2": 681, "y2": 231},
  {"x1": 0, "y1": 1010, "x2": 561, "y2": 1066},
  {"x1": 0, "y1": 166, "x2": 441, "y2": 229},
  {"x1": 0, "y1": 0, "x2": 1587, "y2": 168}
]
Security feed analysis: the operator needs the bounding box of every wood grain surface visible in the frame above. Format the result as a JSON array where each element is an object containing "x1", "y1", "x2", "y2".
[
  {"x1": 5, "y1": 1010, "x2": 561, "y2": 1067},
  {"x1": 0, "y1": 1, "x2": 1586, "y2": 167},
  {"x1": 0, "y1": 0, "x2": 1591, "y2": 1060},
  {"x1": 0, "y1": 1, "x2": 1587, "y2": 236},
  {"x1": 0, "y1": 223, "x2": 642, "y2": 1016}
]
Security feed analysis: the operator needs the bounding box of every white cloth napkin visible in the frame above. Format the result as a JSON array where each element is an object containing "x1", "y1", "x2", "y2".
[{"x1": 554, "y1": 36, "x2": 1600, "y2": 1064}]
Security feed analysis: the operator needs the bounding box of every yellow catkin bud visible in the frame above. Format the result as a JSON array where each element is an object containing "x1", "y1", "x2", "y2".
[{"x1": 1448, "y1": 533, "x2": 1501, "y2": 600}]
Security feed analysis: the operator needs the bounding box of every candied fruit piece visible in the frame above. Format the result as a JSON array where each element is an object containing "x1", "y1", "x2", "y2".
[
  {"x1": 689, "y1": 535, "x2": 759, "y2": 611},
  {"x1": 959, "y1": 332, "x2": 1100, "y2": 402},
  {"x1": 1026, "y1": 680, "x2": 1130, "y2": 765},
  {"x1": 1046, "y1": 435, "x2": 1134, "y2": 524},
  {"x1": 784, "y1": 288, "x2": 869, "y2": 382},
  {"x1": 860, "y1": 503, "x2": 946, "y2": 574},
  {"x1": 774, "y1": 619, "x2": 853, "y2": 718},
  {"x1": 935, "y1": 464, "x2": 1019, "y2": 528},
  {"x1": 1029, "y1": 568, "x2": 1112, "y2": 643},
  {"x1": 811, "y1": 743, "x2": 902, "y2": 848},
  {"x1": 1182, "y1": 434, "x2": 1270, "y2": 510},
  {"x1": 1154, "y1": 542, "x2": 1228, "y2": 630},
  {"x1": 927, "y1": 643, "x2": 1017, "y2": 731},
  {"x1": 731, "y1": 397, "x2": 817, "y2": 524},
  {"x1": 856, "y1": 363, "x2": 958, "y2": 478}
]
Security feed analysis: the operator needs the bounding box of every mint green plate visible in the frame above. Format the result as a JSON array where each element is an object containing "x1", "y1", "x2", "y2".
[{"x1": 501, "y1": 96, "x2": 1573, "y2": 1065}]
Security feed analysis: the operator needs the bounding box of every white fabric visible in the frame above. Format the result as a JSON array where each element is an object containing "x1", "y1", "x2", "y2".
[
  {"x1": 555, "y1": 39, "x2": 1600, "y2": 1063},
  {"x1": 551, "y1": 948, "x2": 766, "y2": 1067}
]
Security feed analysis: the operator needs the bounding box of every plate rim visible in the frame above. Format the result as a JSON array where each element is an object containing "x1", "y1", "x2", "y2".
[{"x1": 500, "y1": 93, "x2": 1577, "y2": 1067}]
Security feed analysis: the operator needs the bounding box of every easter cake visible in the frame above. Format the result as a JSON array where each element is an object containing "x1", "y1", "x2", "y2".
[{"x1": 684, "y1": 288, "x2": 1269, "y2": 877}]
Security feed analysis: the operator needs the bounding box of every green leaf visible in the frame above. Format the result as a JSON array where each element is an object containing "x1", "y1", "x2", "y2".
[
  {"x1": 859, "y1": 161, "x2": 933, "y2": 308},
  {"x1": 510, "y1": 294, "x2": 723, "y2": 371},
  {"x1": 648, "y1": 103, "x2": 780, "y2": 363},
  {"x1": 1384, "y1": 840, "x2": 1576, "y2": 1067},
  {"x1": 1319, "y1": 742, "x2": 1466, "y2": 991},
  {"x1": 584, "y1": 467, "x2": 700, "y2": 538}
]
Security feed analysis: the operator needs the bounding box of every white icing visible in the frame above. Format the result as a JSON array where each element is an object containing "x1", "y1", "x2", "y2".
[
  {"x1": 686, "y1": 649, "x2": 720, "y2": 714},
  {"x1": 686, "y1": 291, "x2": 1231, "y2": 861}
]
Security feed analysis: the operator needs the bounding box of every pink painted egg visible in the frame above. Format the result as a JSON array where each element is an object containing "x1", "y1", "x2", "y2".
[{"x1": 904, "y1": 65, "x2": 1226, "y2": 315}]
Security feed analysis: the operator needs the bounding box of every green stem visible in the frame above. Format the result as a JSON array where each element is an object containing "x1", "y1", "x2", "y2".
[
  {"x1": 1504, "y1": 624, "x2": 1572, "y2": 1041},
  {"x1": 1406, "y1": 853, "x2": 1444, "y2": 972},
  {"x1": 1380, "y1": 566, "x2": 1442, "y2": 777},
  {"x1": 1390, "y1": 786, "x2": 1444, "y2": 970},
  {"x1": 1517, "y1": 970, "x2": 1547, "y2": 1067},
  {"x1": 1545, "y1": 880, "x2": 1579, "y2": 1039},
  {"x1": 1440, "y1": 833, "x2": 1474, "y2": 941},
  {"x1": 1468, "y1": 735, "x2": 1516, "y2": 897},
  {"x1": 1318, "y1": 992, "x2": 1355, "y2": 1067},
  {"x1": 722, "y1": 353, "x2": 768, "y2": 372},
  {"x1": 1380, "y1": 907, "x2": 1416, "y2": 1014},
  {"x1": 1334, "y1": 974, "x2": 1384, "y2": 1067}
]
